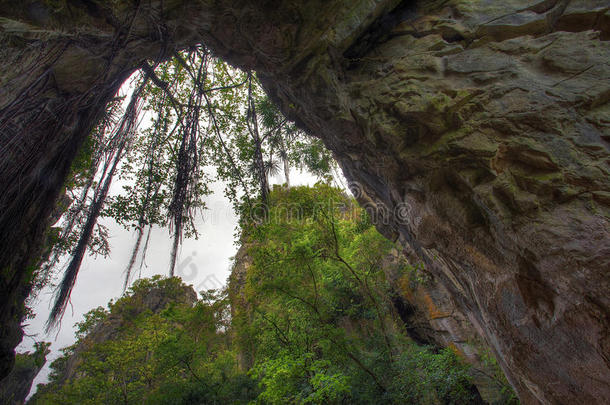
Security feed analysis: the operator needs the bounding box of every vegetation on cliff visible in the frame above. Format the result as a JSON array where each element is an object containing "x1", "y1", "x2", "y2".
[
  {"x1": 28, "y1": 49, "x2": 334, "y2": 332},
  {"x1": 1, "y1": 1, "x2": 608, "y2": 402},
  {"x1": 30, "y1": 186, "x2": 483, "y2": 404}
]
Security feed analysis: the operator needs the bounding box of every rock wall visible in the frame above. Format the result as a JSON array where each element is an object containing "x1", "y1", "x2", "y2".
[
  {"x1": 383, "y1": 247, "x2": 516, "y2": 403},
  {"x1": 0, "y1": 344, "x2": 49, "y2": 405},
  {"x1": 256, "y1": 2, "x2": 610, "y2": 403},
  {"x1": 0, "y1": 1, "x2": 608, "y2": 403},
  {"x1": 228, "y1": 244, "x2": 256, "y2": 372}
]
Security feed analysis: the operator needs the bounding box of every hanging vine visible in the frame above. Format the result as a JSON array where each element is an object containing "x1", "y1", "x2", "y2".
[{"x1": 36, "y1": 45, "x2": 337, "y2": 329}]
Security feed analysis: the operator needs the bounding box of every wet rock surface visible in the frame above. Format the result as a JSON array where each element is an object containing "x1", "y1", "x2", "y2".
[
  {"x1": 1, "y1": 1, "x2": 608, "y2": 403},
  {"x1": 256, "y1": 2, "x2": 610, "y2": 403}
]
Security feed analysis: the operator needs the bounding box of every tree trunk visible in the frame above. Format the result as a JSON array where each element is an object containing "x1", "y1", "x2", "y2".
[
  {"x1": 279, "y1": 137, "x2": 291, "y2": 187},
  {"x1": 283, "y1": 157, "x2": 291, "y2": 188},
  {"x1": 1, "y1": 2, "x2": 609, "y2": 404}
]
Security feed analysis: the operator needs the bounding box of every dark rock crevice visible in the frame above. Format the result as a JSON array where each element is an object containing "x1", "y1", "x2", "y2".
[{"x1": 344, "y1": 0, "x2": 419, "y2": 64}]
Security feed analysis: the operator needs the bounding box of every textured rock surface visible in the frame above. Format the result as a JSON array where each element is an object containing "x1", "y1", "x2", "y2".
[
  {"x1": 255, "y1": 2, "x2": 610, "y2": 403},
  {"x1": 228, "y1": 243, "x2": 256, "y2": 371},
  {"x1": 0, "y1": 345, "x2": 48, "y2": 405},
  {"x1": 0, "y1": 1, "x2": 608, "y2": 403},
  {"x1": 383, "y1": 247, "x2": 516, "y2": 403}
]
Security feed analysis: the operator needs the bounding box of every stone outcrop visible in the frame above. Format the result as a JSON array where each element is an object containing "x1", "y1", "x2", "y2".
[
  {"x1": 228, "y1": 244, "x2": 255, "y2": 371},
  {"x1": 383, "y1": 248, "x2": 516, "y2": 404},
  {"x1": 1, "y1": 1, "x2": 608, "y2": 403},
  {"x1": 0, "y1": 343, "x2": 49, "y2": 405}
]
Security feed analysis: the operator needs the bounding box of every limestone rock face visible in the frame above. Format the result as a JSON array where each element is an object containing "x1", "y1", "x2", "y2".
[
  {"x1": 228, "y1": 244, "x2": 256, "y2": 371},
  {"x1": 383, "y1": 247, "x2": 516, "y2": 404},
  {"x1": 0, "y1": 1, "x2": 608, "y2": 403},
  {"x1": 0, "y1": 345, "x2": 48, "y2": 405},
  {"x1": 255, "y1": 2, "x2": 610, "y2": 403}
]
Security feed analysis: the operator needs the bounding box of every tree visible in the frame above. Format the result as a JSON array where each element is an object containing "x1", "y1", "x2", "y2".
[
  {"x1": 30, "y1": 186, "x2": 485, "y2": 405},
  {"x1": 31, "y1": 276, "x2": 256, "y2": 405},
  {"x1": 233, "y1": 185, "x2": 480, "y2": 404},
  {"x1": 32, "y1": 46, "x2": 336, "y2": 330}
]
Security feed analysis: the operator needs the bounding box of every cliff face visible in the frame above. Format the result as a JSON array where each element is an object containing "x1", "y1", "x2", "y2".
[
  {"x1": 0, "y1": 1, "x2": 608, "y2": 403},
  {"x1": 258, "y1": 3, "x2": 610, "y2": 403},
  {"x1": 382, "y1": 249, "x2": 516, "y2": 404},
  {"x1": 0, "y1": 344, "x2": 49, "y2": 405},
  {"x1": 63, "y1": 282, "x2": 197, "y2": 385},
  {"x1": 228, "y1": 244, "x2": 255, "y2": 372}
]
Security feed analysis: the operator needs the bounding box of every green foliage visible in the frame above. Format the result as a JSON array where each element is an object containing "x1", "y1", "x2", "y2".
[
  {"x1": 234, "y1": 184, "x2": 479, "y2": 404},
  {"x1": 387, "y1": 346, "x2": 476, "y2": 404},
  {"x1": 0, "y1": 342, "x2": 49, "y2": 404},
  {"x1": 74, "y1": 306, "x2": 107, "y2": 340},
  {"x1": 31, "y1": 277, "x2": 255, "y2": 405},
  {"x1": 36, "y1": 46, "x2": 338, "y2": 302},
  {"x1": 32, "y1": 186, "x2": 483, "y2": 405},
  {"x1": 13, "y1": 342, "x2": 50, "y2": 371},
  {"x1": 400, "y1": 260, "x2": 433, "y2": 289},
  {"x1": 478, "y1": 347, "x2": 520, "y2": 404}
]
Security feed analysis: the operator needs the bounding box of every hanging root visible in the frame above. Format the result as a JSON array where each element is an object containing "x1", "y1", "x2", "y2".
[
  {"x1": 46, "y1": 76, "x2": 148, "y2": 331},
  {"x1": 122, "y1": 98, "x2": 168, "y2": 291},
  {"x1": 167, "y1": 50, "x2": 207, "y2": 277}
]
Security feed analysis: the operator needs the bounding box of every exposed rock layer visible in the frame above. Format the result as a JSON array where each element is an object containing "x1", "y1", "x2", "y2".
[
  {"x1": 0, "y1": 345, "x2": 48, "y2": 405},
  {"x1": 382, "y1": 248, "x2": 515, "y2": 404},
  {"x1": 0, "y1": 1, "x2": 608, "y2": 403}
]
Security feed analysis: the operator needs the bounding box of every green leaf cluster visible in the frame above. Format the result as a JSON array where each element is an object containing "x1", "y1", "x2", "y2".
[
  {"x1": 31, "y1": 186, "x2": 482, "y2": 405},
  {"x1": 234, "y1": 184, "x2": 479, "y2": 404},
  {"x1": 30, "y1": 276, "x2": 256, "y2": 405}
]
